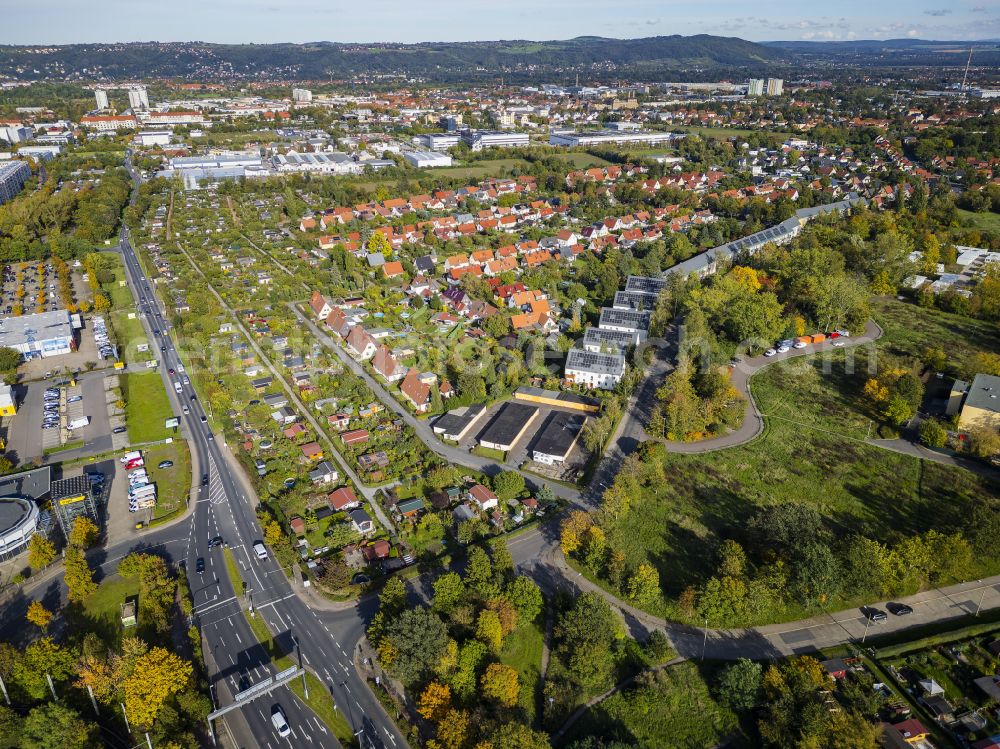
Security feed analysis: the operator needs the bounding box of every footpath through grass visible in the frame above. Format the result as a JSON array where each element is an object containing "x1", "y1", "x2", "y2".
[
  {"x1": 598, "y1": 300, "x2": 1000, "y2": 625},
  {"x1": 122, "y1": 371, "x2": 174, "y2": 442}
]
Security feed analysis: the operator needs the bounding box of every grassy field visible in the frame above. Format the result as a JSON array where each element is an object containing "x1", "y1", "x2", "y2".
[
  {"x1": 872, "y1": 296, "x2": 1000, "y2": 378},
  {"x1": 434, "y1": 158, "x2": 529, "y2": 180},
  {"x1": 143, "y1": 441, "x2": 191, "y2": 520},
  {"x1": 599, "y1": 299, "x2": 1000, "y2": 624},
  {"x1": 122, "y1": 371, "x2": 174, "y2": 443},
  {"x1": 956, "y1": 208, "x2": 1000, "y2": 234},
  {"x1": 82, "y1": 575, "x2": 141, "y2": 648},
  {"x1": 110, "y1": 309, "x2": 152, "y2": 364},
  {"x1": 675, "y1": 125, "x2": 795, "y2": 141},
  {"x1": 559, "y1": 662, "x2": 739, "y2": 749},
  {"x1": 97, "y1": 252, "x2": 135, "y2": 310},
  {"x1": 499, "y1": 619, "x2": 545, "y2": 723},
  {"x1": 549, "y1": 152, "x2": 612, "y2": 169}
]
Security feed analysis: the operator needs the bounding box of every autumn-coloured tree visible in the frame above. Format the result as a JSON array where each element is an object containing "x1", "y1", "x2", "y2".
[
  {"x1": 485, "y1": 598, "x2": 518, "y2": 637},
  {"x1": 64, "y1": 547, "x2": 97, "y2": 603},
  {"x1": 435, "y1": 709, "x2": 471, "y2": 749},
  {"x1": 123, "y1": 647, "x2": 193, "y2": 729},
  {"x1": 480, "y1": 662, "x2": 519, "y2": 707},
  {"x1": 627, "y1": 563, "x2": 661, "y2": 606},
  {"x1": 27, "y1": 534, "x2": 56, "y2": 570},
  {"x1": 263, "y1": 520, "x2": 283, "y2": 548},
  {"x1": 26, "y1": 601, "x2": 53, "y2": 631},
  {"x1": 475, "y1": 609, "x2": 503, "y2": 652},
  {"x1": 417, "y1": 681, "x2": 452, "y2": 723},
  {"x1": 559, "y1": 510, "x2": 593, "y2": 556},
  {"x1": 68, "y1": 516, "x2": 99, "y2": 549}
]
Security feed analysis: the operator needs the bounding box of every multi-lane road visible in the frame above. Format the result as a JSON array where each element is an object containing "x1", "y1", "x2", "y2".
[
  {"x1": 111, "y1": 153, "x2": 403, "y2": 749},
  {"x1": 0, "y1": 154, "x2": 403, "y2": 748}
]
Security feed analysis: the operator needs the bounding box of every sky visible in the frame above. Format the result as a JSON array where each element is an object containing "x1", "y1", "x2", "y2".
[{"x1": 2, "y1": 0, "x2": 1000, "y2": 45}]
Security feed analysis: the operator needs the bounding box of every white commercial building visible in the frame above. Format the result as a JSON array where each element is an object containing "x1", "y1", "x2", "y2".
[
  {"x1": 0, "y1": 160, "x2": 31, "y2": 205},
  {"x1": 292, "y1": 88, "x2": 313, "y2": 103},
  {"x1": 402, "y1": 150, "x2": 453, "y2": 168},
  {"x1": 766, "y1": 78, "x2": 784, "y2": 96},
  {"x1": 94, "y1": 89, "x2": 109, "y2": 110},
  {"x1": 0, "y1": 309, "x2": 76, "y2": 359},
  {"x1": 80, "y1": 115, "x2": 138, "y2": 132},
  {"x1": 548, "y1": 129, "x2": 680, "y2": 148},
  {"x1": 135, "y1": 131, "x2": 172, "y2": 147},
  {"x1": 747, "y1": 79, "x2": 764, "y2": 97},
  {"x1": 461, "y1": 130, "x2": 529, "y2": 151},
  {"x1": 272, "y1": 151, "x2": 362, "y2": 174},
  {"x1": 419, "y1": 133, "x2": 461, "y2": 151}
]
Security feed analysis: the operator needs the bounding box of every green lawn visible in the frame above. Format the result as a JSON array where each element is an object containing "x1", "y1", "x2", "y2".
[
  {"x1": 550, "y1": 152, "x2": 612, "y2": 169},
  {"x1": 499, "y1": 619, "x2": 545, "y2": 724},
  {"x1": 143, "y1": 441, "x2": 191, "y2": 520},
  {"x1": 96, "y1": 252, "x2": 135, "y2": 310},
  {"x1": 82, "y1": 575, "x2": 141, "y2": 648},
  {"x1": 956, "y1": 208, "x2": 1000, "y2": 234},
  {"x1": 559, "y1": 662, "x2": 739, "y2": 749},
  {"x1": 122, "y1": 371, "x2": 174, "y2": 443},
  {"x1": 434, "y1": 158, "x2": 530, "y2": 180},
  {"x1": 110, "y1": 309, "x2": 152, "y2": 363},
  {"x1": 597, "y1": 300, "x2": 1000, "y2": 625},
  {"x1": 872, "y1": 297, "x2": 1000, "y2": 379}
]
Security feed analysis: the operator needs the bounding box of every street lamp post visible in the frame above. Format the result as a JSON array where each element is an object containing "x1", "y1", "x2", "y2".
[
  {"x1": 862, "y1": 615, "x2": 872, "y2": 644},
  {"x1": 701, "y1": 619, "x2": 708, "y2": 661},
  {"x1": 976, "y1": 584, "x2": 987, "y2": 617}
]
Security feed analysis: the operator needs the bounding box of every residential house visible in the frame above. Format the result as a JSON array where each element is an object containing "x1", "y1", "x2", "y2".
[
  {"x1": 328, "y1": 486, "x2": 361, "y2": 512},
  {"x1": 345, "y1": 326, "x2": 377, "y2": 360},
  {"x1": 467, "y1": 484, "x2": 499, "y2": 512},
  {"x1": 341, "y1": 428, "x2": 369, "y2": 446},
  {"x1": 300, "y1": 442, "x2": 324, "y2": 461},
  {"x1": 399, "y1": 369, "x2": 433, "y2": 412},
  {"x1": 372, "y1": 344, "x2": 406, "y2": 383},
  {"x1": 349, "y1": 508, "x2": 375, "y2": 534},
  {"x1": 309, "y1": 461, "x2": 338, "y2": 485}
]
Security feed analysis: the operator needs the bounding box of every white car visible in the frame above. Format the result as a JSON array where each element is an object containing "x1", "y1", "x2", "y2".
[
  {"x1": 777, "y1": 345, "x2": 790, "y2": 353},
  {"x1": 832, "y1": 340, "x2": 845, "y2": 347},
  {"x1": 271, "y1": 708, "x2": 290, "y2": 737},
  {"x1": 836, "y1": 329, "x2": 851, "y2": 337},
  {"x1": 764, "y1": 348, "x2": 777, "y2": 357},
  {"x1": 793, "y1": 341, "x2": 807, "y2": 349}
]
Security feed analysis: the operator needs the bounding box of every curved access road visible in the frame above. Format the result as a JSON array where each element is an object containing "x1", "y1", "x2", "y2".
[{"x1": 662, "y1": 320, "x2": 884, "y2": 454}]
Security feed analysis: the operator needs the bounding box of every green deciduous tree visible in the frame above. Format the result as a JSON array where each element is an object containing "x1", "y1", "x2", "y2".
[
  {"x1": 384, "y1": 607, "x2": 449, "y2": 686},
  {"x1": 713, "y1": 658, "x2": 762, "y2": 711},
  {"x1": 21, "y1": 703, "x2": 95, "y2": 749}
]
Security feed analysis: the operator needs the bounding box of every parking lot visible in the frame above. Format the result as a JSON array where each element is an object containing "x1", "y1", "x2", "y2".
[
  {"x1": 0, "y1": 261, "x2": 65, "y2": 317},
  {"x1": 4, "y1": 371, "x2": 122, "y2": 465}
]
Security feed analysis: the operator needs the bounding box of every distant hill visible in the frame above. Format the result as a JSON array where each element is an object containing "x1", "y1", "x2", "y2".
[
  {"x1": 763, "y1": 38, "x2": 1000, "y2": 67},
  {"x1": 0, "y1": 36, "x2": 783, "y2": 82}
]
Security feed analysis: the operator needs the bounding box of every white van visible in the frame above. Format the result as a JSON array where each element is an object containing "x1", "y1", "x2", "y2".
[
  {"x1": 120, "y1": 451, "x2": 142, "y2": 464},
  {"x1": 253, "y1": 542, "x2": 268, "y2": 561}
]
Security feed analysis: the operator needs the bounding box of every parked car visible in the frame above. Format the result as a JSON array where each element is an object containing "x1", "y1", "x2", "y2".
[
  {"x1": 112, "y1": 426, "x2": 127, "y2": 434},
  {"x1": 68, "y1": 395, "x2": 82, "y2": 403},
  {"x1": 157, "y1": 460, "x2": 173, "y2": 469},
  {"x1": 862, "y1": 606, "x2": 887, "y2": 623},
  {"x1": 887, "y1": 602, "x2": 913, "y2": 616},
  {"x1": 764, "y1": 348, "x2": 777, "y2": 357}
]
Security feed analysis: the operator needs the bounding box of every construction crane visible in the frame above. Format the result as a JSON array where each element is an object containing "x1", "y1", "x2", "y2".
[{"x1": 961, "y1": 47, "x2": 974, "y2": 93}]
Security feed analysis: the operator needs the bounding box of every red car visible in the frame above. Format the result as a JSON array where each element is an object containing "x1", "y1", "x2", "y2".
[
  {"x1": 828, "y1": 331, "x2": 841, "y2": 339},
  {"x1": 125, "y1": 459, "x2": 144, "y2": 471}
]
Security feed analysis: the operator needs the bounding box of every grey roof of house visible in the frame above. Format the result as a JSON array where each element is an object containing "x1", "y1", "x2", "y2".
[
  {"x1": 965, "y1": 373, "x2": 1000, "y2": 415},
  {"x1": 433, "y1": 404, "x2": 485, "y2": 435},
  {"x1": 625, "y1": 275, "x2": 667, "y2": 295}
]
